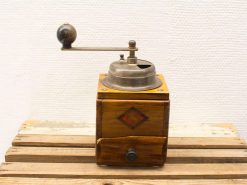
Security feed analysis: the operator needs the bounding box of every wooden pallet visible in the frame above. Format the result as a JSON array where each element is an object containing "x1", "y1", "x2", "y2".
[{"x1": 0, "y1": 120, "x2": 247, "y2": 184}]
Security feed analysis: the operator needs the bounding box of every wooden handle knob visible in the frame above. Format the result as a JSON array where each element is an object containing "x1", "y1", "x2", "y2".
[{"x1": 57, "y1": 23, "x2": 77, "y2": 49}]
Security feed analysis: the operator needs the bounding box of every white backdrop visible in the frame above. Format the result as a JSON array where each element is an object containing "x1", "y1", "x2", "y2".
[{"x1": 0, "y1": 1, "x2": 247, "y2": 162}]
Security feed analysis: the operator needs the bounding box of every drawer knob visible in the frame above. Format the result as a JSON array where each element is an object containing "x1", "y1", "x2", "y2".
[{"x1": 126, "y1": 148, "x2": 137, "y2": 162}]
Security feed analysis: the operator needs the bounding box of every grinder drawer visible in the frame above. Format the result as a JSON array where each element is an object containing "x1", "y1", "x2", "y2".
[{"x1": 96, "y1": 136, "x2": 167, "y2": 166}]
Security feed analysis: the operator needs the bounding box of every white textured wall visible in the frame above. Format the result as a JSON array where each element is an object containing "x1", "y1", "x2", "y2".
[{"x1": 0, "y1": 1, "x2": 247, "y2": 161}]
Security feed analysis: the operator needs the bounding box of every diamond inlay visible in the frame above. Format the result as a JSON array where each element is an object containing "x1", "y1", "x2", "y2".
[{"x1": 118, "y1": 107, "x2": 148, "y2": 129}]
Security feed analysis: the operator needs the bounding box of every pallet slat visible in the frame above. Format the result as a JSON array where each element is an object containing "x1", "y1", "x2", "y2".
[
  {"x1": 3, "y1": 121, "x2": 246, "y2": 182},
  {"x1": 13, "y1": 135, "x2": 95, "y2": 148},
  {"x1": 5, "y1": 146, "x2": 247, "y2": 163},
  {"x1": 1, "y1": 162, "x2": 247, "y2": 179},
  {"x1": 12, "y1": 135, "x2": 247, "y2": 149},
  {"x1": 0, "y1": 177, "x2": 247, "y2": 185},
  {"x1": 19, "y1": 121, "x2": 239, "y2": 137}
]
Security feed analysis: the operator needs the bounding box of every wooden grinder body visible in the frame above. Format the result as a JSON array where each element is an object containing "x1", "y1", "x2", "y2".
[{"x1": 96, "y1": 74, "x2": 170, "y2": 166}]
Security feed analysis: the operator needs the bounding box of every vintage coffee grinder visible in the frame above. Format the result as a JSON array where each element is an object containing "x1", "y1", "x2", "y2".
[{"x1": 57, "y1": 23, "x2": 170, "y2": 166}]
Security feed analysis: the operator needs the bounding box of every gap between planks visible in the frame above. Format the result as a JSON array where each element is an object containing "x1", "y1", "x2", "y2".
[
  {"x1": 0, "y1": 163, "x2": 247, "y2": 179},
  {"x1": 12, "y1": 135, "x2": 247, "y2": 149},
  {"x1": 5, "y1": 147, "x2": 247, "y2": 163},
  {"x1": 0, "y1": 177, "x2": 247, "y2": 185}
]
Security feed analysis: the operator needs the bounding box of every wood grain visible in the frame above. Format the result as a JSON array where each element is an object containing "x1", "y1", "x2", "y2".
[
  {"x1": 18, "y1": 121, "x2": 238, "y2": 137},
  {"x1": 12, "y1": 135, "x2": 247, "y2": 149},
  {"x1": 13, "y1": 135, "x2": 96, "y2": 147},
  {"x1": 0, "y1": 177, "x2": 247, "y2": 185},
  {"x1": 1, "y1": 162, "x2": 247, "y2": 179},
  {"x1": 5, "y1": 146, "x2": 247, "y2": 163},
  {"x1": 100, "y1": 99, "x2": 169, "y2": 138},
  {"x1": 96, "y1": 99, "x2": 103, "y2": 140},
  {"x1": 96, "y1": 136, "x2": 166, "y2": 166},
  {"x1": 6, "y1": 147, "x2": 95, "y2": 163}
]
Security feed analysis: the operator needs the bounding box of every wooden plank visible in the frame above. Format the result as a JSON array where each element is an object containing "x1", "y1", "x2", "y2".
[
  {"x1": 19, "y1": 120, "x2": 238, "y2": 137},
  {"x1": 19, "y1": 120, "x2": 95, "y2": 136},
  {"x1": 13, "y1": 135, "x2": 247, "y2": 149},
  {"x1": 1, "y1": 162, "x2": 247, "y2": 179},
  {"x1": 169, "y1": 123, "x2": 239, "y2": 137},
  {"x1": 0, "y1": 177, "x2": 247, "y2": 185},
  {"x1": 6, "y1": 147, "x2": 95, "y2": 163},
  {"x1": 5, "y1": 147, "x2": 247, "y2": 163},
  {"x1": 13, "y1": 135, "x2": 95, "y2": 148},
  {"x1": 169, "y1": 137, "x2": 246, "y2": 149}
]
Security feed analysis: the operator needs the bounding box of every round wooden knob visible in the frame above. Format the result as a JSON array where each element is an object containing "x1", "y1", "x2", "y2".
[
  {"x1": 57, "y1": 23, "x2": 77, "y2": 49},
  {"x1": 126, "y1": 148, "x2": 137, "y2": 162}
]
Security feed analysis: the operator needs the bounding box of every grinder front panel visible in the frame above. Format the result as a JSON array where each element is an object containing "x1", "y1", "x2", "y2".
[{"x1": 99, "y1": 100, "x2": 169, "y2": 138}]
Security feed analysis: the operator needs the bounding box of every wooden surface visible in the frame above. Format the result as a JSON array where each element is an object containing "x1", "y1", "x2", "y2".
[
  {"x1": 1, "y1": 162, "x2": 247, "y2": 179},
  {"x1": 97, "y1": 74, "x2": 169, "y2": 100},
  {"x1": 6, "y1": 147, "x2": 247, "y2": 163},
  {"x1": 98, "y1": 99, "x2": 169, "y2": 138},
  {"x1": 18, "y1": 120, "x2": 238, "y2": 137},
  {"x1": 0, "y1": 178, "x2": 246, "y2": 185},
  {"x1": 12, "y1": 135, "x2": 246, "y2": 149},
  {"x1": 0, "y1": 120, "x2": 247, "y2": 184}
]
